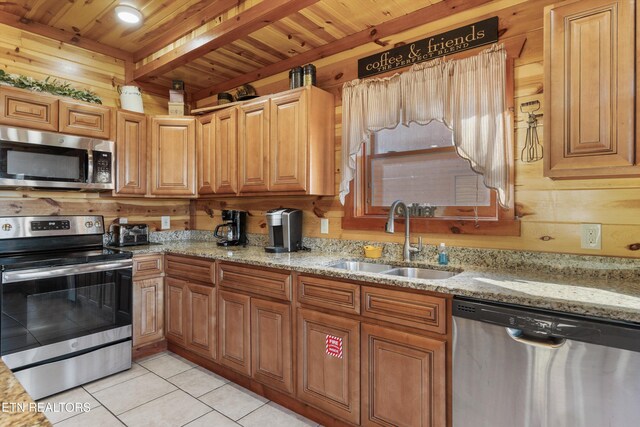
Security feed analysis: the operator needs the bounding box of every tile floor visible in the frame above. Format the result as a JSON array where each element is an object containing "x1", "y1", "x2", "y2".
[{"x1": 39, "y1": 352, "x2": 320, "y2": 427}]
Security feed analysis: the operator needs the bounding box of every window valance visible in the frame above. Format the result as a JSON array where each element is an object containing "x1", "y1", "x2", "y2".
[{"x1": 340, "y1": 44, "x2": 512, "y2": 208}]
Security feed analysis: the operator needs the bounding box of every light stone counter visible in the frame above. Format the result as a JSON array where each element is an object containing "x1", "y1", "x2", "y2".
[{"x1": 125, "y1": 240, "x2": 640, "y2": 324}]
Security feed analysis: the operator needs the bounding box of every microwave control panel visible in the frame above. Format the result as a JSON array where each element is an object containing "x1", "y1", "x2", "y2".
[{"x1": 93, "y1": 151, "x2": 112, "y2": 183}]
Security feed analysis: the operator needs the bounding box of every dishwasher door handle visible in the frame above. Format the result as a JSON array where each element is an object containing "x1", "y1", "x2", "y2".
[{"x1": 506, "y1": 328, "x2": 566, "y2": 349}]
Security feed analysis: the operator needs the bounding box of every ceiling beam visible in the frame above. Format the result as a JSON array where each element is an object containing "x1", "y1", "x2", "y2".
[
  {"x1": 133, "y1": 0, "x2": 240, "y2": 63},
  {"x1": 193, "y1": 0, "x2": 494, "y2": 100},
  {"x1": 133, "y1": 0, "x2": 320, "y2": 83},
  {"x1": 0, "y1": 10, "x2": 133, "y2": 62}
]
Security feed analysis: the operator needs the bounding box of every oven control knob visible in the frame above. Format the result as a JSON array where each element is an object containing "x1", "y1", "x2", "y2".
[
  {"x1": 1, "y1": 223, "x2": 11, "y2": 232},
  {"x1": 85, "y1": 221, "x2": 94, "y2": 228}
]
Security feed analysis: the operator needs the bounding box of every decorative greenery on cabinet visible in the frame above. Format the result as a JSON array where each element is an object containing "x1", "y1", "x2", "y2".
[{"x1": 0, "y1": 69, "x2": 102, "y2": 104}]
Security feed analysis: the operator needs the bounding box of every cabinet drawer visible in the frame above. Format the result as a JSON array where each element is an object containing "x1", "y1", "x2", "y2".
[
  {"x1": 362, "y1": 286, "x2": 446, "y2": 334},
  {"x1": 219, "y1": 262, "x2": 291, "y2": 301},
  {"x1": 0, "y1": 87, "x2": 58, "y2": 131},
  {"x1": 166, "y1": 255, "x2": 215, "y2": 285},
  {"x1": 59, "y1": 100, "x2": 112, "y2": 139},
  {"x1": 297, "y1": 275, "x2": 360, "y2": 314},
  {"x1": 133, "y1": 254, "x2": 163, "y2": 278}
]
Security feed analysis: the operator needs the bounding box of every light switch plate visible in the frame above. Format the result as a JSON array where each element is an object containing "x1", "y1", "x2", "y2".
[
  {"x1": 161, "y1": 216, "x2": 171, "y2": 230},
  {"x1": 320, "y1": 218, "x2": 329, "y2": 234},
  {"x1": 581, "y1": 224, "x2": 601, "y2": 249}
]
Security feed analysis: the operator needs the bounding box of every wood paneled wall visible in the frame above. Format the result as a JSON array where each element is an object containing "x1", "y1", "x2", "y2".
[
  {"x1": 0, "y1": 23, "x2": 191, "y2": 231},
  {"x1": 194, "y1": 0, "x2": 640, "y2": 258}
]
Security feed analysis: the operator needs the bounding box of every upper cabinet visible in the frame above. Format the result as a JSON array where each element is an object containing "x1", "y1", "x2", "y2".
[
  {"x1": 115, "y1": 110, "x2": 147, "y2": 196},
  {"x1": 236, "y1": 86, "x2": 335, "y2": 196},
  {"x1": 544, "y1": 0, "x2": 637, "y2": 178},
  {"x1": 149, "y1": 116, "x2": 196, "y2": 197},
  {"x1": 199, "y1": 107, "x2": 239, "y2": 195},
  {"x1": 59, "y1": 99, "x2": 113, "y2": 139},
  {"x1": 0, "y1": 87, "x2": 58, "y2": 131}
]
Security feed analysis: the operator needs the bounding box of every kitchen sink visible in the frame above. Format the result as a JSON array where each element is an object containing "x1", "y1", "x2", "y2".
[
  {"x1": 327, "y1": 261, "x2": 394, "y2": 273},
  {"x1": 327, "y1": 260, "x2": 460, "y2": 279},
  {"x1": 382, "y1": 267, "x2": 458, "y2": 280}
]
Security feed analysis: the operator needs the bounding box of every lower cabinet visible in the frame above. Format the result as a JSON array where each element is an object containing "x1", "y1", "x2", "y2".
[
  {"x1": 361, "y1": 323, "x2": 446, "y2": 427},
  {"x1": 218, "y1": 290, "x2": 251, "y2": 375},
  {"x1": 186, "y1": 282, "x2": 216, "y2": 360},
  {"x1": 297, "y1": 308, "x2": 360, "y2": 425},
  {"x1": 132, "y1": 277, "x2": 164, "y2": 347},
  {"x1": 165, "y1": 277, "x2": 186, "y2": 346}
]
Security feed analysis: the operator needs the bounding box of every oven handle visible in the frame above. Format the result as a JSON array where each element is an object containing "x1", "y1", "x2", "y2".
[{"x1": 2, "y1": 259, "x2": 133, "y2": 283}]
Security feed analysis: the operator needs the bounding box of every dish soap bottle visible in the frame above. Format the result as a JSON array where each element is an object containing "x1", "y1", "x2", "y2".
[{"x1": 438, "y1": 243, "x2": 449, "y2": 265}]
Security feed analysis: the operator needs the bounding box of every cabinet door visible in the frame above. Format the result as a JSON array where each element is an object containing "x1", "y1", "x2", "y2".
[
  {"x1": 133, "y1": 277, "x2": 164, "y2": 347},
  {"x1": 116, "y1": 110, "x2": 147, "y2": 195},
  {"x1": 251, "y1": 299, "x2": 292, "y2": 393},
  {"x1": 270, "y1": 89, "x2": 307, "y2": 192},
  {"x1": 165, "y1": 277, "x2": 186, "y2": 345},
  {"x1": 59, "y1": 100, "x2": 113, "y2": 139},
  {"x1": 544, "y1": 0, "x2": 636, "y2": 178},
  {"x1": 218, "y1": 290, "x2": 251, "y2": 376},
  {"x1": 238, "y1": 99, "x2": 269, "y2": 193},
  {"x1": 198, "y1": 109, "x2": 238, "y2": 195},
  {"x1": 186, "y1": 283, "x2": 216, "y2": 360},
  {"x1": 0, "y1": 87, "x2": 58, "y2": 131},
  {"x1": 361, "y1": 323, "x2": 446, "y2": 427},
  {"x1": 297, "y1": 308, "x2": 360, "y2": 425},
  {"x1": 150, "y1": 116, "x2": 196, "y2": 196}
]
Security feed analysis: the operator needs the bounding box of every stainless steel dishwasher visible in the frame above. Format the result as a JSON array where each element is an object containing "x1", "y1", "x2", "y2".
[{"x1": 453, "y1": 297, "x2": 640, "y2": 427}]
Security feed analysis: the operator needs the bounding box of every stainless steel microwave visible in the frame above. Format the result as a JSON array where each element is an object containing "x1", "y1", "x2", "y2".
[{"x1": 0, "y1": 125, "x2": 114, "y2": 190}]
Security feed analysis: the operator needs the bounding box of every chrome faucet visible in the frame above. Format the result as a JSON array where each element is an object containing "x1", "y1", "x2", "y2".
[{"x1": 385, "y1": 200, "x2": 423, "y2": 262}]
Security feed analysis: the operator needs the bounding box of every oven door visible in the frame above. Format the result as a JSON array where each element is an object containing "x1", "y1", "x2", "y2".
[{"x1": 1, "y1": 259, "x2": 132, "y2": 369}]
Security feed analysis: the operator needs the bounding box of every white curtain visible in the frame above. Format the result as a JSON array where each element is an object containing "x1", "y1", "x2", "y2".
[{"x1": 339, "y1": 44, "x2": 511, "y2": 208}]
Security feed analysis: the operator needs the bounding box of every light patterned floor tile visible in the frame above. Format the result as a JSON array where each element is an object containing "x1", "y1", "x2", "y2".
[
  {"x1": 198, "y1": 383, "x2": 268, "y2": 421},
  {"x1": 167, "y1": 366, "x2": 229, "y2": 397},
  {"x1": 184, "y1": 410, "x2": 240, "y2": 427},
  {"x1": 54, "y1": 405, "x2": 124, "y2": 427},
  {"x1": 92, "y1": 372, "x2": 176, "y2": 415},
  {"x1": 138, "y1": 353, "x2": 193, "y2": 378},
  {"x1": 238, "y1": 402, "x2": 318, "y2": 427},
  {"x1": 83, "y1": 363, "x2": 148, "y2": 394},
  {"x1": 39, "y1": 386, "x2": 101, "y2": 424},
  {"x1": 118, "y1": 389, "x2": 211, "y2": 427}
]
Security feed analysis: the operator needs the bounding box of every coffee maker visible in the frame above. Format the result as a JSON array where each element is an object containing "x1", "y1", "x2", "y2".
[
  {"x1": 265, "y1": 208, "x2": 302, "y2": 253},
  {"x1": 214, "y1": 210, "x2": 247, "y2": 246}
]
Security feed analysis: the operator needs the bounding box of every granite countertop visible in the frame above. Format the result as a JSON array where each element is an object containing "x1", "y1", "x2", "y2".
[
  {"x1": 0, "y1": 360, "x2": 50, "y2": 426},
  {"x1": 126, "y1": 241, "x2": 640, "y2": 324}
]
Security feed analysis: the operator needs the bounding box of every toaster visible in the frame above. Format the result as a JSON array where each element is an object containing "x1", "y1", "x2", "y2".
[{"x1": 111, "y1": 224, "x2": 149, "y2": 246}]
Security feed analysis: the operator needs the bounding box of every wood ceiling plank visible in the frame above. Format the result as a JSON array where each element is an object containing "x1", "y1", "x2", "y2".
[
  {"x1": 243, "y1": 36, "x2": 290, "y2": 61},
  {"x1": 133, "y1": 0, "x2": 320, "y2": 82},
  {"x1": 193, "y1": 0, "x2": 494, "y2": 100},
  {"x1": 0, "y1": 10, "x2": 133, "y2": 61},
  {"x1": 289, "y1": 11, "x2": 338, "y2": 44},
  {"x1": 133, "y1": 0, "x2": 240, "y2": 62}
]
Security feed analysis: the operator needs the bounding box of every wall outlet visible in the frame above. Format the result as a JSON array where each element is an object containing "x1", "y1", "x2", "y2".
[
  {"x1": 320, "y1": 218, "x2": 329, "y2": 234},
  {"x1": 119, "y1": 217, "x2": 128, "y2": 224},
  {"x1": 581, "y1": 223, "x2": 601, "y2": 249},
  {"x1": 161, "y1": 216, "x2": 171, "y2": 230}
]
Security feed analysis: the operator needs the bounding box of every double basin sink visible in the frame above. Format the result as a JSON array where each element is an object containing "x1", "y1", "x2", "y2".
[{"x1": 327, "y1": 260, "x2": 460, "y2": 280}]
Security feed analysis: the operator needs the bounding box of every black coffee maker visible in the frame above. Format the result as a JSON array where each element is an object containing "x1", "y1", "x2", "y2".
[{"x1": 214, "y1": 210, "x2": 247, "y2": 246}]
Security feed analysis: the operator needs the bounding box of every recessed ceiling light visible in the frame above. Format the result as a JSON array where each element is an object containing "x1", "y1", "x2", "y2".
[{"x1": 115, "y1": 5, "x2": 142, "y2": 24}]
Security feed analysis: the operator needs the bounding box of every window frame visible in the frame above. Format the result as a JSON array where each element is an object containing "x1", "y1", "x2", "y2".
[{"x1": 342, "y1": 39, "x2": 524, "y2": 236}]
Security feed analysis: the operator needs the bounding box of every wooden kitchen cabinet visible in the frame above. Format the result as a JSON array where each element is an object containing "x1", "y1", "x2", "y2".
[
  {"x1": 185, "y1": 282, "x2": 216, "y2": 360},
  {"x1": 251, "y1": 298, "x2": 293, "y2": 393},
  {"x1": 0, "y1": 86, "x2": 58, "y2": 131},
  {"x1": 59, "y1": 99, "x2": 113, "y2": 139},
  {"x1": 115, "y1": 110, "x2": 147, "y2": 196},
  {"x1": 297, "y1": 308, "x2": 360, "y2": 425},
  {"x1": 198, "y1": 108, "x2": 238, "y2": 195},
  {"x1": 218, "y1": 290, "x2": 251, "y2": 376},
  {"x1": 133, "y1": 277, "x2": 164, "y2": 347},
  {"x1": 149, "y1": 116, "x2": 196, "y2": 196},
  {"x1": 544, "y1": 0, "x2": 637, "y2": 178},
  {"x1": 165, "y1": 276, "x2": 187, "y2": 346},
  {"x1": 361, "y1": 323, "x2": 446, "y2": 427},
  {"x1": 238, "y1": 98, "x2": 270, "y2": 193}
]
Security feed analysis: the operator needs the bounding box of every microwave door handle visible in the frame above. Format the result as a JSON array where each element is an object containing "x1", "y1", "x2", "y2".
[
  {"x1": 2, "y1": 259, "x2": 133, "y2": 283},
  {"x1": 87, "y1": 149, "x2": 93, "y2": 183}
]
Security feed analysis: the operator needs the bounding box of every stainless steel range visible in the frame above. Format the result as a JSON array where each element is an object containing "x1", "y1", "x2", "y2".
[{"x1": 0, "y1": 215, "x2": 133, "y2": 399}]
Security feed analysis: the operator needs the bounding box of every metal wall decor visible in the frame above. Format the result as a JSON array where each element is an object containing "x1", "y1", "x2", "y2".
[{"x1": 520, "y1": 100, "x2": 543, "y2": 162}]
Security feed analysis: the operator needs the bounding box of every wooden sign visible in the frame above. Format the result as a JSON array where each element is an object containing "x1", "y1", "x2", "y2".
[{"x1": 358, "y1": 17, "x2": 499, "y2": 78}]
